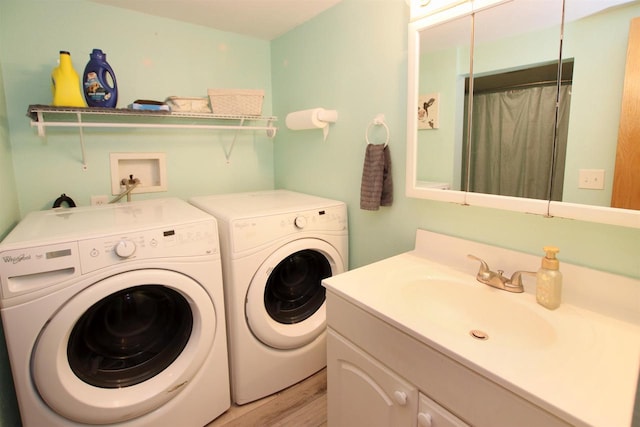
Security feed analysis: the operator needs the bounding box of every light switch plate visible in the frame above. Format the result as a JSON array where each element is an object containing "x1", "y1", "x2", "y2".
[{"x1": 578, "y1": 169, "x2": 605, "y2": 190}]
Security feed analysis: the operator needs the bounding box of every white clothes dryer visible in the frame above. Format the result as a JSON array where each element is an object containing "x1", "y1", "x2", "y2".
[
  {"x1": 0, "y1": 198, "x2": 230, "y2": 427},
  {"x1": 189, "y1": 190, "x2": 348, "y2": 405}
]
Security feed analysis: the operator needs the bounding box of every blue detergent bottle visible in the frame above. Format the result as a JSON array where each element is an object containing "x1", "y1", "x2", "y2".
[{"x1": 83, "y1": 49, "x2": 118, "y2": 108}]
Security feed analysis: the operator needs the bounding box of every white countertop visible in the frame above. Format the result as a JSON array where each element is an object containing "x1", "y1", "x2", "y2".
[{"x1": 323, "y1": 230, "x2": 640, "y2": 427}]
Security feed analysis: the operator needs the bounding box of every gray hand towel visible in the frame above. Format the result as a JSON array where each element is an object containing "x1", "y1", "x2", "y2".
[{"x1": 360, "y1": 144, "x2": 393, "y2": 210}]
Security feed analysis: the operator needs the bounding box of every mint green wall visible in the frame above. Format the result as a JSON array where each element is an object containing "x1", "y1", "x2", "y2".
[
  {"x1": 0, "y1": 19, "x2": 19, "y2": 239},
  {"x1": 272, "y1": 0, "x2": 640, "y2": 279},
  {"x1": 0, "y1": 9, "x2": 21, "y2": 425},
  {"x1": 417, "y1": 46, "x2": 467, "y2": 187},
  {"x1": 272, "y1": 0, "x2": 412, "y2": 265},
  {"x1": 562, "y1": 2, "x2": 640, "y2": 206},
  {"x1": 1, "y1": 0, "x2": 274, "y2": 217}
]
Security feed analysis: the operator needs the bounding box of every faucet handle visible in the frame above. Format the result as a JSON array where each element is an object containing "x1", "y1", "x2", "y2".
[
  {"x1": 467, "y1": 254, "x2": 493, "y2": 281},
  {"x1": 507, "y1": 270, "x2": 536, "y2": 291},
  {"x1": 467, "y1": 254, "x2": 489, "y2": 272}
]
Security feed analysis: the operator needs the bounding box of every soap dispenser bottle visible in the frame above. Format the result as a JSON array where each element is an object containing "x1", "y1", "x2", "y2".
[{"x1": 536, "y1": 246, "x2": 562, "y2": 310}]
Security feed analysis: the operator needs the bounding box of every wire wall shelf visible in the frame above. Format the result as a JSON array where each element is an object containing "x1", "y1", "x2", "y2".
[{"x1": 27, "y1": 105, "x2": 278, "y2": 168}]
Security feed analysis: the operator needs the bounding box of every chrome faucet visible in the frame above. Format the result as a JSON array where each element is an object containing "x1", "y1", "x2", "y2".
[{"x1": 467, "y1": 254, "x2": 534, "y2": 293}]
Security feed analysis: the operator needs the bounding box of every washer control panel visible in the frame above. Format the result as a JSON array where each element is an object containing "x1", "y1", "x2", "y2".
[
  {"x1": 78, "y1": 220, "x2": 219, "y2": 273},
  {"x1": 0, "y1": 242, "x2": 82, "y2": 302},
  {"x1": 0, "y1": 220, "x2": 219, "y2": 303}
]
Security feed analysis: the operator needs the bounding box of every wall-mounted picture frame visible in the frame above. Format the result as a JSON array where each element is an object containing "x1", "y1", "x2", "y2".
[{"x1": 418, "y1": 93, "x2": 439, "y2": 129}]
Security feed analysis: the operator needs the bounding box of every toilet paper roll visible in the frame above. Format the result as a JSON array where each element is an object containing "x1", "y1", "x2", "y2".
[{"x1": 285, "y1": 108, "x2": 329, "y2": 130}]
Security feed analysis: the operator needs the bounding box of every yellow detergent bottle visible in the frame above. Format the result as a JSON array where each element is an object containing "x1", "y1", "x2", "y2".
[{"x1": 51, "y1": 51, "x2": 86, "y2": 107}]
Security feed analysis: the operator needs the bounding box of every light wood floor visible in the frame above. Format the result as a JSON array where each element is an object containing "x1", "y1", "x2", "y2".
[{"x1": 206, "y1": 368, "x2": 327, "y2": 427}]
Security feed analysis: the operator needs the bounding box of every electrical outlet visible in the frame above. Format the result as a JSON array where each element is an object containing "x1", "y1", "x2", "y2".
[{"x1": 91, "y1": 195, "x2": 109, "y2": 206}]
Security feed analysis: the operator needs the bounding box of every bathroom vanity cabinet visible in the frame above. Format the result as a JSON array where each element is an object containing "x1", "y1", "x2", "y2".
[
  {"x1": 326, "y1": 294, "x2": 569, "y2": 427},
  {"x1": 323, "y1": 230, "x2": 640, "y2": 427}
]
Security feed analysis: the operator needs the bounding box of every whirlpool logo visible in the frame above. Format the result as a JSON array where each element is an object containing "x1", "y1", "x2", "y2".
[{"x1": 2, "y1": 254, "x2": 31, "y2": 264}]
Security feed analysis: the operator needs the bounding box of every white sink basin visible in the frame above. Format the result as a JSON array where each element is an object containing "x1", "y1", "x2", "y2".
[
  {"x1": 374, "y1": 259, "x2": 599, "y2": 361},
  {"x1": 394, "y1": 278, "x2": 559, "y2": 349}
]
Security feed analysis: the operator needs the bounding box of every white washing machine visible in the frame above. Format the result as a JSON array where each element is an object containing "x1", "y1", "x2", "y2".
[
  {"x1": 189, "y1": 190, "x2": 348, "y2": 405},
  {"x1": 0, "y1": 198, "x2": 230, "y2": 427}
]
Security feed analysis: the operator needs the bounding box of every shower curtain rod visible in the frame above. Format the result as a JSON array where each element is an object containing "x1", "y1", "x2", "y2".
[{"x1": 472, "y1": 79, "x2": 572, "y2": 94}]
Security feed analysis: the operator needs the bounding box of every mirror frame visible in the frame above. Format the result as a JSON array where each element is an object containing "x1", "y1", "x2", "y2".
[{"x1": 405, "y1": 4, "x2": 640, "y2": 229}]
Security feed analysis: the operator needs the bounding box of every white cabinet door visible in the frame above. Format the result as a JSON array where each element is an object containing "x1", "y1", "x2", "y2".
[{"x1": 327, "y1": 329, "x2": 418, "y2": 427}]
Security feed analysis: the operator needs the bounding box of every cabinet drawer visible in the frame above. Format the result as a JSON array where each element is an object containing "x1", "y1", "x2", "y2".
[{"x1": 418, "y1": 393, "x2": 469, "y2": 427}]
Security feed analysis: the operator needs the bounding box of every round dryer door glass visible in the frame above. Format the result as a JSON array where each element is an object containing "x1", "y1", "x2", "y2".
[
  {"x1": 264, "y1": 249, "x2": 330, "y2": 324},
  {"x1": 246, "y1": 239, "x2": 345, "y2": 350},
  {"x1": 67, "y1": 285, "x2": 193, "y2": 388}
]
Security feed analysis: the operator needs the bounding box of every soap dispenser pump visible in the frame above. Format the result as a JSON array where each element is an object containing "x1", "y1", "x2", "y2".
[{"x1": 536, "y1": 246, "x2": 562, "y2": 310}]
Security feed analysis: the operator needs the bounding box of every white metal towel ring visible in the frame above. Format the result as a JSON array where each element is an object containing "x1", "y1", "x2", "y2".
[{"x1": 365, "y1": 114, "x2": 390, "y2": 146}]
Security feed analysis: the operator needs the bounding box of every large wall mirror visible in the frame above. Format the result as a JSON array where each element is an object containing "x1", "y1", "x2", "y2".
[{"x1": 406, "y1": 0, "x2": 640, "y2": 228}]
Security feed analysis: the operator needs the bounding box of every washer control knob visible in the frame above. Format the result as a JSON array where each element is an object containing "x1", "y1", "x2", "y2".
[
  {"x1": 115, "y1": 239, "x2": 136, "y2": 258},
  {"x1": 294, "y1": 216, "x2": 307, "y2": 229}
]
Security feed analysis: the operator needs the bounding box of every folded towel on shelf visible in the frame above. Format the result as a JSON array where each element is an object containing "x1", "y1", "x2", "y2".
[{"x1": 360, "y1": 143, "x2": 393, "y2": 210}]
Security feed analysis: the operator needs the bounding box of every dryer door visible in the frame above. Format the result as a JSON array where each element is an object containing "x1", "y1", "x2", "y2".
[
  {"x1": 245, "y1": 238, "x2": 345, "y2": 350},
  {"x1": 32, "y1": 269, "x2": 218, "y2": 425}
]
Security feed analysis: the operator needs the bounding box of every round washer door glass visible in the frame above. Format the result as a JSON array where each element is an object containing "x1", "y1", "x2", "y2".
[
  {"x1": 32, "y1": 269, "x2": 217, "y2": 425},
  {"x1": 246, "y1": 239, "x2": 345, "y2": 350},
  {"x1": 67, "y1": 285, "x2": 192, "y2": 388}
]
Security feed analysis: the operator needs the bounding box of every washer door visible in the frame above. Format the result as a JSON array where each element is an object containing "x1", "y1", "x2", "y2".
[
  {"x1": 246, "y1": 239, "x2": 345, "y2": 350},
  {"x1": 32, "y1": 269, "x2": 217, "y2": 425}
]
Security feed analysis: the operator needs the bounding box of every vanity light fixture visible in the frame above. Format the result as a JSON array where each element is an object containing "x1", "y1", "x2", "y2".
[
  {"x1": 410, "y1": 0, "x2": 511, "y2": 26},
  {"x1": 410, "y1": 0, "x2": 468, "y2": 22}
]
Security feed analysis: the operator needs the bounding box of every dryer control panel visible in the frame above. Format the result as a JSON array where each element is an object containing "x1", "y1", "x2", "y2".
[{"x1": 230, "y1": 204, "x2": 348, "y2": 254}]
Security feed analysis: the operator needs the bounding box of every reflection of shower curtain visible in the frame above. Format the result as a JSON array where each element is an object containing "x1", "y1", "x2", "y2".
[{"x1": 462, "y1": 85, "x2": 570, "y2": 201}]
